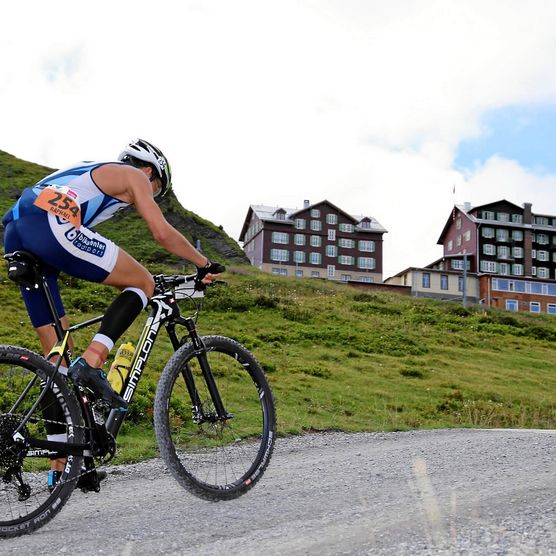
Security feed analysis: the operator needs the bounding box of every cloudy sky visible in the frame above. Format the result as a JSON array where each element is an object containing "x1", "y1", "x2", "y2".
[{"x1": 2, "y1": 0, "x2": 556, "y2": 278}]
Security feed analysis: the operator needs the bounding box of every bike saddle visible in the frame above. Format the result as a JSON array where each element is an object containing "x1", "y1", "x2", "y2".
[{"x1": 4, "y1": 250, "x2": 42, "y2": 289}]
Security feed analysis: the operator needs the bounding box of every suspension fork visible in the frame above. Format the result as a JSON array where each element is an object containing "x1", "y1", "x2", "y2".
[{"x1": 167, "y1": 318, "x2": 230, "y2": 421}]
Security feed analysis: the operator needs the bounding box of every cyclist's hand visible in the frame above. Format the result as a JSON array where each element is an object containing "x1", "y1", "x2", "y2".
[{"x1": 195, "y1": 260, "x2": 225, "y2": 287}]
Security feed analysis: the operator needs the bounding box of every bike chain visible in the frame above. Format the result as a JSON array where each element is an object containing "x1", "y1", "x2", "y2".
[{"x1": 1, "y1": 412, "x2": 113, "y2": 497}]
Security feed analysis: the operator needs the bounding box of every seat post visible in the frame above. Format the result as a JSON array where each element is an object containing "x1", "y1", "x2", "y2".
[{"x1": 39, "y1": 274, "x2": 65, "y2": 341}]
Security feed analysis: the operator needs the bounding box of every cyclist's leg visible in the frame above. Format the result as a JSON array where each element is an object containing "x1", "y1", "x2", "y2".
[
  {"x1": 5, "y1": 221, "x2": 72, "y2": 471},
  {"x1": 79, "y1": 247, "x2": 154, "y2": 368}
]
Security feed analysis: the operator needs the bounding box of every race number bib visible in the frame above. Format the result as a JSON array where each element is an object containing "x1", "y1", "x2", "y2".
[{"x1": 33, "y1": 185, "x2": 81, "y2": 228}]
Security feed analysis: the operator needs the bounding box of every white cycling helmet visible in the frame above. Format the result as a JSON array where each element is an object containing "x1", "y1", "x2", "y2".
[{"x1": 118, "y1": 138, "x2": 172, "y2": 198}]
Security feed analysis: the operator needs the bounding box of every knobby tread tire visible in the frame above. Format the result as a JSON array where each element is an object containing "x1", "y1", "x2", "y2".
[
  {"x1": 0, "y1": 345, "x2": 84, "y2": 538},
  {"x1": 154, "y1": 335, "x2": 276, "y2": 502}
]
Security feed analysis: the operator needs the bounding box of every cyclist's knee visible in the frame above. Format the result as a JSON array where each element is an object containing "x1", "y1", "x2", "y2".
[
  {"x1": 121, "y1": 271, "x2": 154, "y2": 300},
  {"x1": 139, "y1": 274, "x2": 155, "y2": 299}
]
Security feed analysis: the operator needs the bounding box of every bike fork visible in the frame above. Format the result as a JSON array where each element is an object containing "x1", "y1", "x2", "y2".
[{"x1": 181, "y1": 320, "x2": 231, "y2": 421}]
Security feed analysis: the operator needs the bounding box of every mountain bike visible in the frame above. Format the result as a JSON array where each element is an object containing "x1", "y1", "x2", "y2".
[{"x1": 0, "y1": 250, "x2": 276, "y2": 538}]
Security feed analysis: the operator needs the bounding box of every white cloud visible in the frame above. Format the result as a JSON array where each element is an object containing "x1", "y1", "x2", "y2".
[{"x1": 2, "y1": 1, "x2": 556, "y2": 278}]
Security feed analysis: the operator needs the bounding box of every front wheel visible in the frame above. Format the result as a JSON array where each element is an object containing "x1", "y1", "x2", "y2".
[{"x1": 154, "y1": 335, "x2": 276, "y2": 501}]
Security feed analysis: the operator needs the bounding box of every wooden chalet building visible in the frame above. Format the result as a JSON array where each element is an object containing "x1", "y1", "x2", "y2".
[{"x1": 239, "y1": 200, "x2": 387, "y2": 282}]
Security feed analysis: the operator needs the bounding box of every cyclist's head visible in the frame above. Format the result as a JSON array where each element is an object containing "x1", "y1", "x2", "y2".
[{"x1": 118, "y1": 138, "x2": 172, "y2": 199}]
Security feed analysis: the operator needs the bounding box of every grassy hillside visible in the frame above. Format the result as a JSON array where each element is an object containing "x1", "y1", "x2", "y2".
[
  {"x1": 0, "y1": 265, "x2": 554, "y2": 462},
  {"x1": 0, "y1": 149, "x2": 248, "y2": 266},
  {"x1": 1, "y1": 149, "x2": 555, "y2": 463}
]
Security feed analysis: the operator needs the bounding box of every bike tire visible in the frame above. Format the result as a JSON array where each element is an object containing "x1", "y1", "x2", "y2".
[
  {"x1": 154, "y1": 335, "x2": 276, "y2": 501},
  {"x1": 0, "y1": 345, "x2": 84, "y2": 538}
]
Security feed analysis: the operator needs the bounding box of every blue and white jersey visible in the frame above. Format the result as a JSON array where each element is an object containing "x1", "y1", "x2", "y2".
[{"x1": 3, "y1": 161, "x2": 129, "y2": 228}]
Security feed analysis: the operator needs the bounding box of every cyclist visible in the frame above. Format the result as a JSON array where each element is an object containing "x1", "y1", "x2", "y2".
[{"x1": 2, "y1": 138, "x2": 223, "y2": 408}]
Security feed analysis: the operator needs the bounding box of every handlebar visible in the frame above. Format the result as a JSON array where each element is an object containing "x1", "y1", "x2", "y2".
[{"x1": 153, "y1": 273, "x2": 226, "y2": 297}]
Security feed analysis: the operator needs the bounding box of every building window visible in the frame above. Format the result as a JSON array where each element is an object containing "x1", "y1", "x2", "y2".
[
  {"x1": 326, "y1": 245, "x2": 337, "y2": 257},
  {"x1": 357, "y1": 257, "x2": 376, "y2": 269},
  {"x1": 359, "y1": 220, "x2": 372, "y2": 229},
  {"x1": 481, "y1": 261, "x2": 497, "y2": 273},
  {"x1": 535, "y1": 233, "x2": 549, "y2": 244},
  {"x1": 499, "y1": 263, "x2": 510, "y2": 275},
  {"x1": 422, "y1": 272, "x2": 431, "y2": 288},
  {"x1": 295, "y1": 218, "x2": 306, "y2": 230},
  {"x1": 547, "y1": 304, "x2": 556, "y2": 315},
  {"x1": 310, "y1": 235, "x2": 321, "y2": 247},
  {"x1": 271, "y1": 232, "x2": 289, "y2": 244},
  {"x1": 496, "y1": 229, "x2": 509, "y2": 241},
  {"x1": 537, "y1": 267, "x2": 550, "y2": 279},
  {"x1": 310, "y1": 208, "x2": 321, "y2": 218},
  {"x1": 326, "y1": 213, "x2": 337, "y2": 225},
  {"x1": 512, "y1": 264, "x2": 524, "y2": 275},
  {"x1": 458, "y1": 275, "x2": 464, "y2": 292},
  {"x1": 512, "y1": 230, "x2": 524, "y2": 241},
  {"x1": 310, "y1": 220, "x2": 322, "y2": 231},
  {"x1": 464, "y1": 230, "x2": 471, "y2": 242},
  {"x1": 341, "y1": 274, "x2": 352, "y2": 281},
  {"x1": 440, "y1": 275, "x2": 449, "y2": 290},
  {"x1": 482, "y1": 211, "x2": 495, "y2": 220},
  {"x1": 537, "y1": 250, "x2": 549, "y2": 261},
  {"x1": 447, "y1": 240, "x2": 453, "y2": 251},
  {"x1": 270, "y1": 249, "x2": 289, "y2": 262},
  {"x1": 327, "y1": 265, "x2": 335, "y2": 278},
  {"x1": 272, "y1": 268, "x2": 287, "y2": 276},
  {"x1": 456, "y1": 235, "x2": 462, "y2": 246},
  {"x1": 456, "y1": 217, "x2": 462, "y2": 229},
  {"x1": 535, "y1": 216, "x2": 549, "y2": 225},
  {"x1": 506, "y1": 299, "x2": 518, "y2": 312},
  {"x1": 530, "y1": 301, "x2": 541, "y2": 313},
  {"x1": 310, "y1": 252, "x2": 321, "y2": 265},
  {"x1": 339, "y1": 223, "x2": 354, "y2": 233},
  {"x1": 451, "y1": 259, "x2": 463, "y2": 270},
  {"x1": 311, "y1": 271, "x2": 320, "y2": 278},
  {"x1": 338, "y1": 255, "x2": 354, "y2": 265},
  {"x1": 511, "y1": 214, "x2": 523, "y2": 224},
  {"x1": 295, "y1": 269, "x2": 304, "y2": 278},
  {"x1": 512, "y1": 247, "x2": 523, "y2": 258},
  {"x1": 328, "y1": 229, "x2": 336, "y2": 241},
  {"x1": 294, "y1": 234, "x2": 306, "y2": 246},
  {"x1": 498, "y1": 245, "x2": 511, "y2": 259},
  {"x1": 274, "y1": 210, "x2": 286, "y2": 220},
  {"x1": 497, "y1": 212, "x2": 509, "y2": 222},
  {"x1": 358, "y1": 240, "x2": 375, "y2": 252},
  {"x1": 483, "y1": 244, "x2": 496, "y2": 255},
  {"x1": 339, "y1": 238, "x2": 355, "y2": 249},
  {"x1": 293, "y1": 251, "x2": 305, "y2": 264},
  {"x1": 360, "y1": 276, "x2": 373, "y2": 283},
  {"x1": 492, "y1": 278, "x2": 508, "y2": 291},
  {"x1": 482, "y1": 227, "x2": 495, "y2": 238}
]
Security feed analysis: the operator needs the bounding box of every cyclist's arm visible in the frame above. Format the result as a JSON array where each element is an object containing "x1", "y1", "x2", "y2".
[{"x1": 123, "y1": 169, "x2": 209, "y2": 268}]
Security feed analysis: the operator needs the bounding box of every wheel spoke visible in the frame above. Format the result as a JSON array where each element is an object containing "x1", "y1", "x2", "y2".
[
  {"x1": 155, "y1": 336, "x2": 275, "y2": 500},
  {"x1": 0, "y1": 346, "x2": 84, "y2": 537}
]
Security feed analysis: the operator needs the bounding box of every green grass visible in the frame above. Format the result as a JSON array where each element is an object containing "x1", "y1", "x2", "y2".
[{"x1": 1, "y1": 264, "x2": 555, "y2": 465}]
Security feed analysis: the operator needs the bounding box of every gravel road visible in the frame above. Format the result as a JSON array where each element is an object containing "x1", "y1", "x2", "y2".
[{"x1": 2, "y1": 428, "x2": 555, "y2": 555}]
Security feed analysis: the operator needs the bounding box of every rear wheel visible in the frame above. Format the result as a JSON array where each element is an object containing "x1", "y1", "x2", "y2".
[
  {"x1": 0, "y1": 345, "x2": 84, "y2": 537},
  {"x1": 154, "y1": 336, "x2": 276, "y2": 501}
]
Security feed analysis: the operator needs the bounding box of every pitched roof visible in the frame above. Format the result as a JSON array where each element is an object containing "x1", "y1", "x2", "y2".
[{"x1": 240, "y1": 199, "x2": 387, "y2": 241}]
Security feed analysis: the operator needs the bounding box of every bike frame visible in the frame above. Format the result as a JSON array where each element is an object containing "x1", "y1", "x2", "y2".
[{"x1": 7, "y1": 255, "x2": 229, "y2": 460}]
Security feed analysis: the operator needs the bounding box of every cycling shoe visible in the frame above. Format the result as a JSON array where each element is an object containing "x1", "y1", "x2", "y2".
[
  {"x1": 69, "y1": 357, "x2": 128, "y2": 410},
  {"x1": 48, "y1": 469, "x2": 107, "y2": 493}
]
